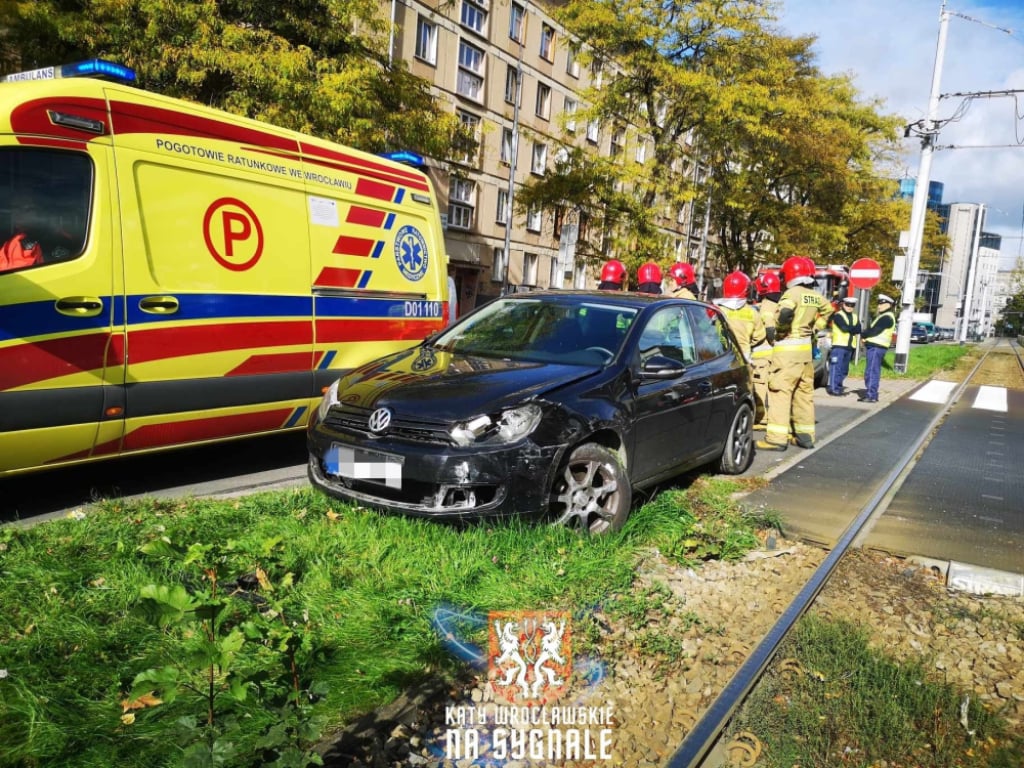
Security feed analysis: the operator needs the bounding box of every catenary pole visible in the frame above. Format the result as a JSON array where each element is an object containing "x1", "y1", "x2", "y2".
[{"x1": 894, "y1": 2, "x2": 950, "y2": 373}]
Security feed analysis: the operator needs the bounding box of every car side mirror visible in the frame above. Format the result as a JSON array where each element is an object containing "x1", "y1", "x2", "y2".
[{"x1": 638, "y1": 354, "x2": 686, "y2": 380}]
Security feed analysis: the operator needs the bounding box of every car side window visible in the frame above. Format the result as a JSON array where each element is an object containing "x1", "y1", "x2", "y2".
[
  {"x1": 686, "y1": 304, "x2": 731, "y2": 361},
  {"x1": 0, "y1": 148, "x2": 93, "y2": 274},
  {"x1": 637, "y1": 306, "x2": 697, "y2": 365}
]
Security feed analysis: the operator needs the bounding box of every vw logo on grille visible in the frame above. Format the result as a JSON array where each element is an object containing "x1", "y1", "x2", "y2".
[{"x1": 367, "y1": 407, "x2": 392, "y2": 434}]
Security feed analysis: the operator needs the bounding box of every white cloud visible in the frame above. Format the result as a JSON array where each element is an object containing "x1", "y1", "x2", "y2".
[{"x1": 776, "y1": 0, "x2": 1024, "y2": 268}]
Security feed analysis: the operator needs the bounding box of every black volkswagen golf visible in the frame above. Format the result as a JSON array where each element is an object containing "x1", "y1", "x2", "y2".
[{"x1": 307, "y1": 291, "x2": 754, "y2": 534}]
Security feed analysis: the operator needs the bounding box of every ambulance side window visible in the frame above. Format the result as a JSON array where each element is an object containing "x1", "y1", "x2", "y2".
[{"x1": 0, "y1": 148, "x2": 93, "y2": 273}]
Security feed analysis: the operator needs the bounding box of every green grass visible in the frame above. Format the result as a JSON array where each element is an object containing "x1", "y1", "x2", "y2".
[
  {"x1": 0, "y1": 481, "x2": 741, "y2": 768},
  {"x1": 846, "y1": 341, "x2": 973, "y2": 380},
  {"x1": 729, "y1": 615, "x2": 1023, "y2": 767}
]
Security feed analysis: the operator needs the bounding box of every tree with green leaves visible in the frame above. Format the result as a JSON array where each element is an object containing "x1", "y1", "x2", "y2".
[
  {"x1": 0, "y1": 0, "x2": 466, "y2": 158},
  {"x1": 527, "y1": 0, "x2": 908, "y2": 281}
]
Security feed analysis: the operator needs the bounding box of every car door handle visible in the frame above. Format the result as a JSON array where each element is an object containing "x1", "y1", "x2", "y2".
[
  {"x1": 139, "y1": 295, "x2": 180, "y2": 314},
  {"x1": 55, "y1": 296, "x2": 104, "y2": 317}
]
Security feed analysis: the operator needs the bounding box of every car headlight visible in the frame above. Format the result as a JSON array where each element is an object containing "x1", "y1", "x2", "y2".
[
  {"x1": 450, "y1": 403, "x2": 542, "y2": 447},
  {"x1": 317, "y1": 379, "x2": 340, "y2": 422}
]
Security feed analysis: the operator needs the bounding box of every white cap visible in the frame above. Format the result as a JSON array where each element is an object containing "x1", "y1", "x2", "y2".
[
  {"x1": 842, "y1": 296, "x2": 857, "y2": 305},
  {"x1": 877, "y1": 293, "x2": 894, "y2": 304}
]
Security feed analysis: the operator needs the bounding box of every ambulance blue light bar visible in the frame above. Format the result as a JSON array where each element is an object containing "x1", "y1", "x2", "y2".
[
  {"x1": 381, "y1": 150, "x2": 426, "y2": 169},
  {"x1": 2, "y1": 59, "x2": 136, "y2": 84}
]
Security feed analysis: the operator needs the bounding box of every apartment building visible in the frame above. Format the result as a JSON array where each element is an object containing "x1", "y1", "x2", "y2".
[
  {"x1": 935, "y1": 203, "x2": 1001, "y2": 338},
  {"x1": 388, "y1": 0, "x2": 704, "y2": 311}
]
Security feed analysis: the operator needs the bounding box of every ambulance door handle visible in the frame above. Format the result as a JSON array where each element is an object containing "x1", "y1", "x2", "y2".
[
  {"x1": 55, "y1": 296, "x2": 104, "y2": 317},
  {"x1": 139, "y1": 296, "x2": 180, "y2": 314}
]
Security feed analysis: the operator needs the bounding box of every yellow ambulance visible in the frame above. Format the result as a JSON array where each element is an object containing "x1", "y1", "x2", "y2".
[{"x1": 0, "y1": 60, "x2": 449, "y2": 476}]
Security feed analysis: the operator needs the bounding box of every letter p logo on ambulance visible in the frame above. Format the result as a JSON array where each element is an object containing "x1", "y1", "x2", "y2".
[
  {"x1": 489, "y1": 610, "x2": 572, "y2": 706},
  {"x1": 394, "y1": 224, "x2": 428, "y2": 281}
]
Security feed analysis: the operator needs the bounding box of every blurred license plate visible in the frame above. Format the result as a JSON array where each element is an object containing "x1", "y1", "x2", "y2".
[{"x1": 326, "y1": 444, "x2": 403, "y2": 489}]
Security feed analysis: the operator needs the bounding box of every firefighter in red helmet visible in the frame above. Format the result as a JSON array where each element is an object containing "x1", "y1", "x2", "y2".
[
  {"x1": 668, "y1": 262, "x2": 697, "y2": 299},
  {"x1": 636, "y1": 261, "x2": 663, "y2": 294},
  {"x1": 713, "y1": 271, "x2": 765, "y2": 363},
  {"x1": 757, "y1": 256, "x2": 833, "y2": 452},
  {"x1": 598, "y1": 259, "x2": 626, "y2": 290},
  {"x1": 751, "y1": 270, "x2": 782, "y2": 428}
]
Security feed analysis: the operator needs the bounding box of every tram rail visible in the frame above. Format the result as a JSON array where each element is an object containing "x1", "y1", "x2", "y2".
[{"x1": 667, "y1": 343, "x2": 1003, "y2": 768}]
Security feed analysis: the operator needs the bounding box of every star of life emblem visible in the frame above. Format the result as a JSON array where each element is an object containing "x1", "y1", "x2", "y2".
[{"x1": 488, "y1": 610, "x2": 572, "y2": 705}]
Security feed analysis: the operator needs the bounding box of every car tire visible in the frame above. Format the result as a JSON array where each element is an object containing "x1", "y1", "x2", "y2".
[
  {"x1": 718, "y1": 401, "x2": 754, "y2": 474},
  {"x1": 549, "y1": 443, "x2": 631, "y2": 535}
]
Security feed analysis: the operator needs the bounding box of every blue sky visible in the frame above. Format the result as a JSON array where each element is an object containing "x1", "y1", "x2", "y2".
[{"x1": 776, "y1": 0, "x2": 1024, "y2": 267}]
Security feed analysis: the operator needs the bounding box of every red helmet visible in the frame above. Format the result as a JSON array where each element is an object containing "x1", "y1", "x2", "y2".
[
  {"x1": 599, "y1": 259, "x2": 626, "y2": 285},
  {"x1": 669, "y1": 262, "x2": 696, "y2": 287},
  {"x1": 781, "y1": 255, "x2": 814, "y2": 286},
  {"x1": 801, "y1": 256, "x2": 816, "y2": 275},
  {"x1": 637, "y1": 261, "x2": 662, "y2": 284},
  {"x1": 722, "y1": 270, "x2": 751, "y2": 300},
  {"x1": 754, "y1": 271, "x2": 781, "y2": 294}
]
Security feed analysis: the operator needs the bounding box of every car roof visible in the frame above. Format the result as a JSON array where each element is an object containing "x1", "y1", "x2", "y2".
[{"x1": 501, "y1": 289, "x2": 702, "y2": 309}]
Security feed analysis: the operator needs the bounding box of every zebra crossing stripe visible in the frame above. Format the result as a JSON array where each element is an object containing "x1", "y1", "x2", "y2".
[
  {"x1": 911, "y1": 380, "x2": 957, "y2": 404},
  {"x1": 973, "y1": 386, "x2": 1008, "y2": 412}
]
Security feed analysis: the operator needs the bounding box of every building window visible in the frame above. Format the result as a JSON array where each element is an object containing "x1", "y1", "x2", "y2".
[
  {"x1": 531, "y1": 142, "x2": 547, "y2": 175},
  {"x1": 540, "y1": 24, "x2": 555, "y2": 61},
  {"x1": 415, "y1": 17, "x2": 437, "y2": 65},
  {"x1": 635, "y1": 140, "x2": 647, "y2": 164},
  {"x1": 586, "y1": 119, "x2": 600, "y2": 144},
  {"x1": 509, "y1": 2, "x2": 524, "y2": 42},
  {"x1": 448, "y1": 177, "x2": 476, "y2": 230},
  {"x1": 535, "y1": 82, "x2": 551, "y2": 120},
  {"x1": 549, "y1": 255, "x2": 562, "y2": 289},
  {"x1": 460, "y1": 0, "x2": 487, "y2": 35},
  {"x1": 573, "y1": 262, "x2": 587, "y2": 289},
  {"x1": 504, "y1": 64, "x2": 518, "y2": 104},
  {"x1": 610, "y1": 128, "x2": 624, "y2": 157},
  {"x1": 523, "y1": 252, "x2": 538, "y2": 286},
  {"x1": 500, "y1": 127, "x2": 514, "y2": 164},
  {"x1": 591, "y1": 58, "x2": 603, "y2": 88},
  {"x1": 456, "y1": 110, "x2": 481, "y2": 166},
  {"x1": 493, "y1": 246, "x2": 506, "y2": 282},
  {"x1": 566, "y1": 44, "x2": 581, "y2": 78},
  {"x1": 457, "y1": 40, "x2": 485, "y2": 102},
  {"x1": 526, "y1": 206, "x2": 542, "y2": 232},
  {"x1": 497, "y1": 188, "x2": 509, "y2": 224},
  {"x1": 564, "y1": 97, "x2": 577, "y2": 132}
]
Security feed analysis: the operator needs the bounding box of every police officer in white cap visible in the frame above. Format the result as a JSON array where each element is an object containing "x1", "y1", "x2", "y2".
[
  {"x1": 859, "y1": 293, "x2": 896, "y2": 402},
  {"x1": 827, "y1": 295, "x2": 861, "y2": 395}
]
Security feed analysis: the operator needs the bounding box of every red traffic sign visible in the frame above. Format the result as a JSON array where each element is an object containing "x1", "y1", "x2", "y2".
[{"x1": 849, "y1": 258, "x2": 881, "y2": 290}]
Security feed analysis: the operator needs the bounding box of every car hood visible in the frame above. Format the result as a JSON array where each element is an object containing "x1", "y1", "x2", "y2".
[{"x1": 335, "y1": 346, "x2": 601, "y2": 421}]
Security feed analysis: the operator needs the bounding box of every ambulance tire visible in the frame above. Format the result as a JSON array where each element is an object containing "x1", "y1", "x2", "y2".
[{"x1": 718, "y1": 402, "x2": 754, "y2": 475}]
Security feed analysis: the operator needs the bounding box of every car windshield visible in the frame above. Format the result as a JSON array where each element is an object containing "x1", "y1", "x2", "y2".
[{"x1": 431, "y1": 297, "x2": 638, "y2": 364}]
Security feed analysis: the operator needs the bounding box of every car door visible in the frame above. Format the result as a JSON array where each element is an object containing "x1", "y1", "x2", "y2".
[
  {"x1": 685, "y1": 303, "x2": 748, "y2": 453},
  {"x1": 630, "y1": 305, "x2": 715, "y2": 482},
  {"x1": 0, "y1": 145, "x2": 121, "y2": 474}
]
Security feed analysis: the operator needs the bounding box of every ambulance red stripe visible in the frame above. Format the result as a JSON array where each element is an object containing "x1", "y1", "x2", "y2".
[
  {"x1": 313, "y1": 267, "x2": 362, "y2": 288},
  {"x1": 356, "y1": 178, "x2": 397, "y2": 202},
  {"x1": 332, "y1": 235, "x2": 376, "y2": 257},
  {"x1": 225, "y1": 352, "x2": 315, "y2": 377},
  {"x1": 126, "y1": 321, "x2": 312, "y2": 364},
  {"x1": 75, "y1": 409, "x2": 297, "y2": 460},
  {"x1": 316, "y1": 318, "x2": 444, "y2": 342},
  {"x1": 0, "y1": 333, "x2": 110, "y2": 391},
  {"x1": 346, "y1": 206, "x2": 388, "y2": 227}
]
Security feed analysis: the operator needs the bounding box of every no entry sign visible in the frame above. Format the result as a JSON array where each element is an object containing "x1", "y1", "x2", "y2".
[{"x1": 849, "y1": 258, "x2": 881, "y2": 290}]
